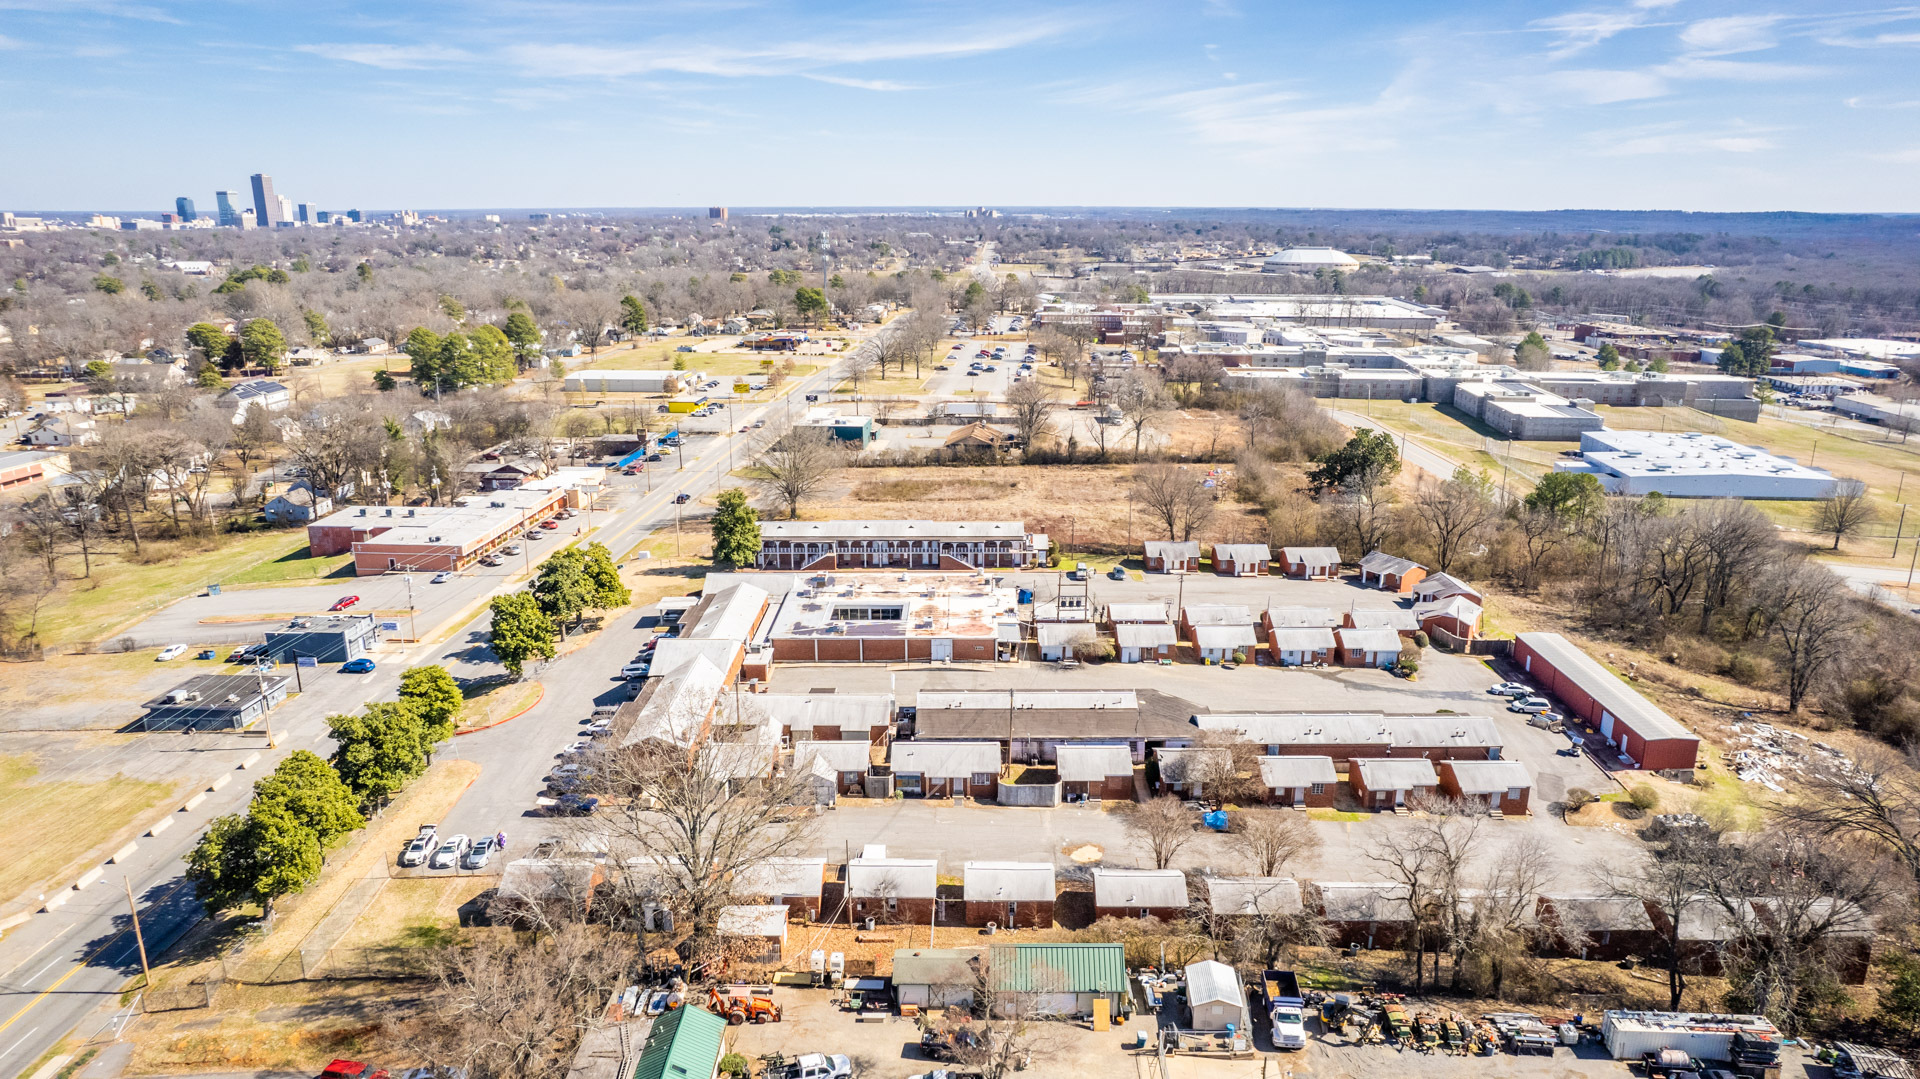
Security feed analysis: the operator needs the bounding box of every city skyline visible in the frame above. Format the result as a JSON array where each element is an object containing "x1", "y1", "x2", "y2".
[{"x1": 1, "y1": 1, "x2": 1918, "y2": 213}]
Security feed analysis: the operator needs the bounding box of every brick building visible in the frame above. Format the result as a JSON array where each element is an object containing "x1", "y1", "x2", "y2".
[
  {"x1": 755, "y1": 520, "x2": 1047, "y2": 571},
  {"x1": 1513, "y1": 632, "x2": 1699, "y2": 773},
  {"x1": 962, "y1": 862, "x2": 1057, "y2": 928}
]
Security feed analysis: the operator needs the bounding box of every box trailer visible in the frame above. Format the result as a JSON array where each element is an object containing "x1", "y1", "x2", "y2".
[{"x1": 1601, "y1": 1010, "x2": 1779, "y2": 1062}]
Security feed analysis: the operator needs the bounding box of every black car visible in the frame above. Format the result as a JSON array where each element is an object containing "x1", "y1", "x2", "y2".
[
  {"x1": 673, "y1": 493, "x2": 691, "y2": 504},
  {"x1": 551, "y1": 794, "x2": 599, "y2": 816},
  {"x1": 920, "y1": 1028, "x2": 984, "y2": 1062}
]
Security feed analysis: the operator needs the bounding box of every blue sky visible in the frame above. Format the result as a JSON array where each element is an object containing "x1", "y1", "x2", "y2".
[{"x1": 3, "y1": 0, "x2": 1918, "y2": 212}]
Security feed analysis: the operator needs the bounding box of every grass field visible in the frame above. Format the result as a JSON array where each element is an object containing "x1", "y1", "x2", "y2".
[
  {"x1": 455, "y1": 679, "x2": 543, "y2": 730},
  {"x1": 0, "y1": 753, "x2": 179, "y2": 899},
  {"x1": 836, "y1": 374, "x2": 927, "y2": 394},
  {"x1": 333, "y1": 875, "x2": 489, "y2": 952},
  {"x1": 224, "y1": 544, "x2": 356, "y2": 586},
  {"x1": 279, "y1": 355, "x2": 408, "y2": 398},
  {"x1": 1356, "y1": 400, "x2": 1561, "y2": 486},
  {"x1": 33, "y1": 529, "x2": 315, "y2": 648}
]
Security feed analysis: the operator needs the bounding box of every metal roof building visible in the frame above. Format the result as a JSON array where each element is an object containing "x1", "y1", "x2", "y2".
[
  {"x1": 1514, "y1": 631, "x2": 1698, "y2": 772},
  {"x1": 1092, "y1": 867, "x2": 1188, "y2": 910},
  {"x1": 1206, "y1": 877, "x2": 1303, "y2": 917},
  {"x1": 1184, "y1": 959, "x2": 1249, "y2": 1031},
  {"x1": 963, "y1": 862, "x2": 1056, "y2": 903}
]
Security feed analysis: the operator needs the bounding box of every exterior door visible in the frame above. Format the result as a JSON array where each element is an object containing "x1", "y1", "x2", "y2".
[
  {"x1": 930, "y1": 638, "x2": 953, "y2": 661},
  {"x1": 1599, "y1": 712, "x2": 1615, "y2": 739},
  {"x1": 1007, "y1": 902, "x2": 1018, "y2": 926}
]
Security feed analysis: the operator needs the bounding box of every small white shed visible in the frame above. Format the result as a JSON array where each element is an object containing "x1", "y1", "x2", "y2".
[{"x1": 1184, "y1": 959, "x2": 1248, "y2": 1030}]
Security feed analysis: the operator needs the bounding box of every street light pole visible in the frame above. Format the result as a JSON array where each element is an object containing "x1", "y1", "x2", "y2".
[{"x1": 125, "y1": 877, "x2": 151, "y2": 988}]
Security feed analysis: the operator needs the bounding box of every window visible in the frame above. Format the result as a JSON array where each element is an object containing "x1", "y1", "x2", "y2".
[
  {"x1": 970, "y1": 772, "x2": 994, "y2": 786},
  {"x1": 830, "y1": 605, "x2": 903, "y2": 621},
  {"x1": 1310, "y1": 783, "x2": 1326, "y2": 795},
  {"x1": 886, "y1": 896, "x2": 898, "y2": 912}
]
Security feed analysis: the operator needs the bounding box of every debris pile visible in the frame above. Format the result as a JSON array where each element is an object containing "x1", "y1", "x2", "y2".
[{"x1": 1724, "y1": 718, "x2": 1861, "y2": 792}]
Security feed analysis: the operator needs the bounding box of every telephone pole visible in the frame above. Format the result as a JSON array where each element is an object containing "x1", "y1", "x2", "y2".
[{"x1": 125, "y1": 876, "x2": 151, "y2": 988}]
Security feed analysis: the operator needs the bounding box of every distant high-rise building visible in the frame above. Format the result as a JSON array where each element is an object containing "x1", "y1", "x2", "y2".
[
  {"x1": 277, "y1": 195, "x2": 294, "y2": 226},
  {"x1": 175, "y1": 196, "x2": 197, "y2": 222},
  {"x1": 709, "y1": 207, "x2": 728, "y2": 221},
  {"x1": 346, "y1": 209, "x2": 362, "y2": 223},
  {"x1": 215, "y1": 190, "x2": 243, "y2": 227},
  {"x1": 297, "y1": 203, "x2": 312, "y2": 224},
  {"x1": 250, "y1": 173, "x2": 282, "y2": 228}
]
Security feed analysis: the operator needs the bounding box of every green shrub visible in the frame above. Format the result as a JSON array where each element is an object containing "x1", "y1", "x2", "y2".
[
  {"x1": 1629, "y1": 784, "x2": 1660, "y2": 811},
  {"x1": 1412, "y1": 630, "x2": 1430, "y2": 648},
  {"x1": 1231, "y1": 650, "x2": 1247, "y2": 664},
  {"x1": 1565, "y1": 788, "x2": 1595, "y2": 810},
  {"x1": 719, "y1": 1054, "x2": 750, "y2": 1078}
]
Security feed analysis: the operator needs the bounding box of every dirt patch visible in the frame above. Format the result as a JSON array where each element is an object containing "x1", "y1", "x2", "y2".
[
  {"x1": 851, "y1": 477, "x2": 1007, "y2": 502},
  {"x1": 1063, "y1": 842, "x2": 1104, "y2": 864}
]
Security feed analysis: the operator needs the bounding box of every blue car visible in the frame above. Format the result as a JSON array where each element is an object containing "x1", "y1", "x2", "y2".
[{"x1": 341, "y1": 658, "x2": 376, "y2": 673}]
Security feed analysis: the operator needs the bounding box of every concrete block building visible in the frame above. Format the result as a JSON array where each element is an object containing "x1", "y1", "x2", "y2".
[
  {"x1": 1092, "y1": 868, "x2": 1188, "y2": 921},
  {"x1": 1513, "y1": 632, "x2": 1699, "y2": 773}
]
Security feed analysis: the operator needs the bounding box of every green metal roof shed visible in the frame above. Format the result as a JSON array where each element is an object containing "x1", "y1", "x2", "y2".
[
  {"x1": 631, "y1": 1005, "x2": 726, "y2": 1079},
  {"x1": 989, "y1": 943, "x2": 1127, "y2": 994}
]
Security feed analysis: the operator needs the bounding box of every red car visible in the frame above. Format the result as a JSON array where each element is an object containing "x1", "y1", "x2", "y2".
[
  {"x1": 329, "y1": 595, "x2": 359, "y2": 611},
  {"x1": 540, "y1": 519, "x2": 559, "y2": 530}
]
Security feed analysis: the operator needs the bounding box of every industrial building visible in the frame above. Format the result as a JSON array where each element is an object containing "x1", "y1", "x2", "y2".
[
  {"x1": 307, "y1": 477, "x2": 600, "y2": 575},
  {"x1": 1554, "y1": 430, "x2": 1844, "y2": 499},
  {"x1": 1835, "y1": 393, "x2": 1920, "y2": 431},
  {"x1": 1262, "y1": 246, "x2": 1359, "y2": 272},
  {"x1": 1452, "y1": 381, "x2": 1606, "y2": 441},
  {"x1": 562, "y1": 369, "x2": 702, "y2": 394},
  {"x1": 1513, "y1": 632, "x2": 1699, "y2": 773},
  {"x1": 1153, "y1": 293, "x2": 1445, "y2": 331},
  {"x1": 755, "y1": 519, "x2": 1048, "y2": 571}
]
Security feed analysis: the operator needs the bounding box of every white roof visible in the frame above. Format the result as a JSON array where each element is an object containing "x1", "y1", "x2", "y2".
[
  {"x1": 917, "y1": 689, "x2": 1137, "y2": 712},
  {"x1": 1416, "y1": 572, "x2": 1477, "y2": 597},
  {"x1": 1184, "y1": 959, "x2": 1247, "y2": 1010},
  {"x1": 1266, "y1": 605, "x2": 1337, "y2": 628},
  {"x1": 1266, "y1": 246, "x2": 1358, "y2": 267},
  {"x1": 1183, "y1": 604, "x2": 1253, "y2": 627},
  {"x1": 761, "y1": 693, "x2": 893, "y2": 733},
  {"x1": 1207, "y1": 877, "x2": 1303, "y2": 917},
  {"x1": 791, "y1": 740, "x2": 871, "y2": 773},
  {"x1": 1055, "y1": 743, "x2": 1133, "y2": 781},
  {"x1": 891, "y1": 741, "x2": 1003, "y2": 777},
  {"x1": 760, "y1": 519, "x2": 1034, "y2": 540},
  {"x1": 732, "y1": 857, "x2": 826, "y2": 898},
  {"x1": 1517, "y1": 632, "x2": 1695, "y2": 743},
  {"x1": 1092, "y1": 867, "x2": 1187, "y2": 908},
  {"x1": 1280, "y1": 546, "x2": 1342, "y2": 567},
  {"x1": 1354, "y1": 757, "x2": 1439, "y2": 791},
  {"x1": 717, "y1": 904, "x2": 789, "y2": 938},
  {"x1": 962, "y1": 862, "x2": 1056, "y2": 903},
  {"x1": 1106, "y1": 602, "x2": 1169, "y2": 624},
  {"x1": 1143, "y1": 540, "x2": 1201, "y2": 558},
  {"x1": 1359, "y1": 550, "x2": 1424, "y2": 576},
  {"x1": 1194, "y1": 625, "x2": 1258, "y2": 649},
  {"x1": 1155, "y1": 745, "x2": 1231, "y2": 783},
  {"x1": 1578, "y1": 429, "x2": 1836, "y2": 485},
  {"x1": 1258, "y1": 755, "x2": 1339, "y2": 788},
  {"x1": 1269, "y1": 627, "x2": 1336, "y2": 651},
  {"x1": 1212, "y1": 543, "x2": 1272, "y2": 561},
  {"x1": 1314, "y1": 881, "x2": 1413, "y2": 922},
  {"x1": 1336, "y1": 627, "x2": 1405, "y2": 652},
  {"x1": 1414, "y1": 596, "x2": 1483, "y2": 624},
  {"x1": 622, "y1": 654, "x2": 724, "y2": 747},
  {"x1": 683, "y1": 583, "x2": 768, "y2": 641},
  {"x1": 1036, "y1": 622, "x2": 1099, "y2": 646},
  {"x1": 1115, "y1": 623, "x2": 1178, "y2": 648},
  {"x1": 1445, "y1": 758, "x2": 1532, "y2": 794},
  {"x1": 1344, "y1": 608, "x2": 1419, "y2": 631},
  {"x1": 847, "y1": 856, "x2": 938, "y2": 898}
]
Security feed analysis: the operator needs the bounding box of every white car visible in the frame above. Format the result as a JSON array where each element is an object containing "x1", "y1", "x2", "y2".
[
  {"x1": 1508, "y1": 696, "x2": 1554, "y2": 714},
  {"x1": 621, "y1": 662, "x2": 651, "y2": 679},
  {"x1": 428, "y1": 834, "x2": 470, "y2": 869},
  {"x1": 559, "y1": 740, "x2": 590, "y2": 757},
  {"x1": 431, "y1": 572, "x2": 451, "y2": 583},
  {"x1": 156, "y1": 644, "x2": 188, "y2": 662},
  {"x1": 1487, "y1": 682, "x2": 1530, "y2": 697}
]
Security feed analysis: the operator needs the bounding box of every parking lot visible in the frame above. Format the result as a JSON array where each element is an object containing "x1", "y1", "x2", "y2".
[{"x1": 922, "y1": 337, "x2": 1031, "y2": 398}]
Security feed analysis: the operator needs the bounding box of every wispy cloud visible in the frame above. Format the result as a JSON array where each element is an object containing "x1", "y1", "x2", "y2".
[
  {"x1": 1528, "y1": 6, "x2": 1676, "y2": 58},
  {"x1": 0, "y1": 0, "x2": 178, "y2": 21},
  {"x1": 1678, "y1": 14, "x2": 1785, "y2": 55},
  {"x1": 0, "y1": 32, "x2": 22, "y2": 48},
  {"x1": 1594, "y1": 121, "x2": 1780, "y2": 155},
  {"x1": 295, "y1": 43, "x2": 475, "y2": 69},
  {"x1": 802, "y1": 73, "x2": 922, "y2": 92}
]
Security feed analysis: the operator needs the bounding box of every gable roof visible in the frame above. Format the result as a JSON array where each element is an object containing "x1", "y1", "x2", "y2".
[
  {"x1": 1344, "y1": 608, "x2": 1420, "y2": 631},
  {"x1": 989, "y1": 943, "x2": 1127, "y2": 994},
  {"x1": 1415, "y1": 595, "x2": 1483, "y2": 624},
  {"x1": 1312, "y1": 881, "x2": 1413, "y2": 922},
  {"x1": 1194, "y1": 625, "x2": 1259, "y2": 649},
  {"x1": 1054, "y1": 743, "x2": 1133, "y2": 781},
  {"x1": 1183, "y1": 604, "x2": 1253, "y2": 627},
  {"x1": 1266, "y1": 605, "x2": 1337, "y2": 628},
  {"x1": 963, "y1": 861, "x2": 1056, "y2": 903},
  {"x1": 1106, "y1": 602, "x2": 1169, "y2": 623},
  {"x1": 1092, "y1": 867, "x2": 1188, "y2": 908},
  {"x1": 791, "y1": 740, "x2": 871, "y2": 774},
  {"x1": 1211, "y1": 543, "x2": 1272, "y2": 562},
  {"x1": 1257, "y1": 755, "x2": 1339, "y2": 788},
  {"x1": 731, "y1": 857, "x2": 826, "y2": 898},
  {"x1": 631, "y1": 1001, "x2": 726, "y2": 1079},
  {"x1": 892, "y1": 948, "x2": 981, "y2": 986},
  {"x1": 1269, "y1": 627, "x2": 1336, "y2": 651},
  {"x1": 1144, "y1": 540, "x2": 1202, "y2": 559},
  {"x1": 1336, "y1": 627, "x2": 1406, "y2": 652},
  {"x1": 761, "y1": 693, "x2": 893, "y2": 733},
  {"x1": 847, "y1": 856, "x2": 939, "y2": 898},
  {"x1": 1280, "y1": 546, "x2": 1342, "y2": 567},
  {"x1": 1206, "y1": 877, "x2": 1303, "y2": 917},
  {"x1": 1353, "y1": 757, "x2": 1439, "y2": 790},
  {"x1": 1359, "y1": 549, "x2": 1424, "y2": 576},
  {"x1": 1516, "y1": 632, "x2": 1696, "y2": 743},
  {"x1": 891, "y1": 741, "x2": 1003, "y2": 777},
  {"x1": 1416, "y1": 571, "x2": 1478, "y2": 597},
  {"x1": 1115, "y1": 623, "x2": 1178, "y2": 648},
  {"x1": 1185, "y1": 959, "x2": 1246, "y2": 1009},
  {"x1": 1444, "y1": 758, "x2": 1531, "y2": 794},
  {"x1": 1155, "y1": 745, "x2": 1231, "y2": 783}
]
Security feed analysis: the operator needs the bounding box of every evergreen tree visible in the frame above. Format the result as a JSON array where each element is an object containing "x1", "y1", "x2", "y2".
[
  {"x1": 620, "y1": 295, "x2": 648, "y2": 338},
  {"x1": 328, "y1": 701, "x2": 431, "y2": 807},
  {"x1": 302, "y1": 308, "x2": 330, "y2": 346},
  {"x1": 582, "y1": 542, "x2": 632, "y2": 610},
  {"x1": 241, "y1": 318, "x2": 288, "y2": 372},
  {"x1": 503, "y1": 312, "x2": 542, "y2": 369},
  {"x1": 404, "y1": 326, "x2": 443, "y2": 387},
  {"x1": 710, "y1": 487, "x2": 761, "y2": 567},
  {"x1": 1307, "y1": 429, "x2": 1401, "y2": 492},
  {"x1": 185, "y1": 802, "x2": 323, "y2": 918},
  {"x1": 1524, "y1": 471, "x2": 1605, "y2": 520},
  {"x1": 1597, "y1": 343, "x2": 1621, "y2": 370},
  {"x1": 532, "y1": 548, "x2": 593, "y2": 636}
]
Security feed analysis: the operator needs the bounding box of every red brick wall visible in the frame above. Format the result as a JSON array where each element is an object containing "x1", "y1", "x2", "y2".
[
  {"x1": 851, "y1": 896, "x2": 935, "y2": 924},
  {"x1": 1094, "y1": 904, "x2": 1185, "y2": 923},
  {"x1": 1265, "y1": 784, "x2": 1339, "y2": 808},
  {"x1": 309, "y1": 524, "x2": 359, "y2": 556},
  {"x1": 965, "y1": 899, "x2": 1055, "y2": 929}
]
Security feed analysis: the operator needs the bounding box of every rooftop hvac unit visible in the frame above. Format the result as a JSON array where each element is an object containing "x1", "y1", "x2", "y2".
[
  {"x1": 428, "y1": 535, "x2": 441, "y2": 542},
  {"x1": 357, "y1": 508, "x2": 368, "y2": 516},
  {"x1": 226, "y1": 693, "x2": 241, "y2": 703},
  {"x1": 406, "y1": 508, "x2": 416, "y2": 517}
]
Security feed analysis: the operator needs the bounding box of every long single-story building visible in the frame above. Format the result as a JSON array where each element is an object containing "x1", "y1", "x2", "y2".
[
  {"x1": 1206, "y1": 877, "x2": 1303, "y2": 920},
  {"x1": 762, "y1": 693, "x2": 894, "y2": 744},
  {"x1": 911, "y1": 688, "x2": 1196, "y2": 766},
  {"x1": 1194, "y1": 713, "x2": 1503, "y2": 765},
  {"x1": 1311, "y1": 881, "x2": 1413, "y2": 949},
  {"x1": 1513, "y1": 632, "x2": 1699, "y2": 773},
  {"x1": 1055, "y1": 743, "x2": 1136, "y2": 801},
  {"x1": 988, "y1": 943, "x2": 1129, "y2": 1019},
  {"x1": 263, "y1": 613, "x2": 379, "y2": 663},
  {"x1": 140, "y1": 672, "x2": 292, "y2": 731},
  {"x1": 1114, "y1": 621, "x2": 1178, "y2": 664},
  {"x1": 765, "y1": 573, "x2": 1020, "y2": 664},
  {"x1": 1278, "y1": 546, "x2": 1342, "y2": 579},
  {"x1": 1268, "y1": 626, "x2": 1335, "y2": 666},
  {"x1": 755, "y1": 520, "x2": 1048, "y2": 571},
  {"x1": 1438, "y1": 759, "x2": 1532, "y2": 815}
]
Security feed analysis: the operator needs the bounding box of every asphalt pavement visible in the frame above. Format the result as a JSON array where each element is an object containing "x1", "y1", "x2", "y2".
[{"x1": 0, "y1": 353, "x2": 849, "y2": 1079}]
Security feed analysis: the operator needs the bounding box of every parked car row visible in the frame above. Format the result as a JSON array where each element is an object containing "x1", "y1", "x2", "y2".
[{"x1": 398, "y1": 824, "x2": 505, "y2": 870}]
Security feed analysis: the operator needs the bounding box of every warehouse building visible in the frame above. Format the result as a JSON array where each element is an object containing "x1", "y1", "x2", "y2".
[
  {"x1": 1513, "y1": 632, "x2": 1699, "y2": 773},
  {"x1": 562, "y1": 369, "x2": 702, "y2": 394},
  {"x1": 1554, "y1": 430, "x2": 1844, "y2": 499},
  {"x1": 764, "y1": 573, "x2": 1019, "y2": 663}
]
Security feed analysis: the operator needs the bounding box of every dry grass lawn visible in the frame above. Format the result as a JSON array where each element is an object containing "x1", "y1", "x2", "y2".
[
  {"x1": 0, "y1": 753, "x2": 179, "y2": 901},
  {"x1": 333, "y1": 876, "x2": 491, "y2": 952},
  {"x1": 454, "y1": 680, "x2": 543, "y2": 731},
  {"x1": 127, "y1": 980, "x2": 410, "y2": 1076},
  {"x1": 31, "y1": 530, "x2": 314, "y2": 648}
]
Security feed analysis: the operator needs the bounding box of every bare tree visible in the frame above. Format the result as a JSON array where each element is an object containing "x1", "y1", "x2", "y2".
[
  {"x1": 1112, "y1": 370, "x2": 1171, "y2": 456},
  {"x1": 1775, "y1": 746, "x2": 1920, "y2": 898},
  {"x1": 1003, "y1": 379, "x2": 1057, "y2": 450},
  {"x1": 1812, "y1": 485, "x2": 1876, "y2": 550},
  {"x1": 1331, "y1": 476, "x2": 1397, "y2": 558},
  {"x1": 1404, "y1": 467, "x2": 1497, "y2": 573},
  {"x1": 592, "y1": 736, "x2": 820, "y2": 967},
  {"x1": 1226, "y1": 809, "x2": 1323, "y2": 877},
  {"x1": 1694, "y1": 499, "x2": 1776, "y2": 634},
  {"x1": 749, "y1": 425, "x2": 840, "y2": 519},
  {"x1": 1761, "y1": 560, "x2": 1857, "y2": 713},
  {"x1": 1123, "y1": 795, "x2": 1196, "y2": 870},
  {"x1": 1607, "y1": 835, "x2": 1722, "y2": 1010},
  {"x1": 1365, "y1": 797, "x2": 1484, "y2": 991},
  {"x1": 1460, "y1": 833, "x2": 1555, "y2": 999},
  {"x1": 1130, "y1": 463, "x2": 1216, "y2": 542}
]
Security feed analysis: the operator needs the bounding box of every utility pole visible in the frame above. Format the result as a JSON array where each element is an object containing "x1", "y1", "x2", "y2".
[{"x1": 125, "y1": 876, "x2": 151, "y2": 988}]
